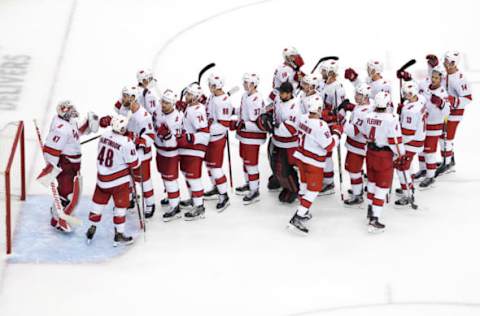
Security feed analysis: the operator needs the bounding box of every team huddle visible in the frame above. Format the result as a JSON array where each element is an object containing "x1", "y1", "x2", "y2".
[{"x1": 37, "y1": 47, "x2": 472, "y2": 244}]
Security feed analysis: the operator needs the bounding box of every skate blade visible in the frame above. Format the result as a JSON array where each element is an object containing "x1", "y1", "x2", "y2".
[
  {"x1": 417, "y1": 184, "x2": 435, "y2": 191},
  {"x1": 318, "y1": 190, "x2": 335, "y2": 197},
  {"x1": 203, "y1": 195, "x2": 219, "y2": 201},
  {"x1": 162, "y1": 214, "x2": 182, "y2": 223},
  {"x1": 286, "y1": 223, "x2": 308, "y2": 236},
  {"x1": 243, "y1": 198, "x2": 260, "y2": 205},
  {"x1": 216, "y1": 202, "x2": 230, "y2": 213},
  {"x1": 113, "y1": 239, "x2": 134, "y2": 247},
  {"x1": 393, "y1": 203, "x2": 411, "y2": 210},
  {"x1": 367, "y1": 226, "x2": 385, "y2": 234},
  {"x1": 343, "y1": 202, "x2": 364, "y2": 209},
  {"x1": 179, "y1": 204, "x2": 193, "y2": 210},
  {"x1": 235, "y1": 191, "x2": 249, "y2": 196},
  {"x1": 183, "y1": 214, "x2": 206, "y2": 221}
]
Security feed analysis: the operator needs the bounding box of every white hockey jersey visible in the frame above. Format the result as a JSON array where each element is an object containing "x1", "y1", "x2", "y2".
[
  {"x1": 179, "y1": 104, "x2": 210, "y2": 158},
  {"x1": 272, "y1": 97, "x2": 301, "y2": 148},
  {"x1": 43, "y1": 116, "x2": 85, "y2": 166},
  {"x1": 344, "y1": 104, "x2": 372, "y2": 156},
  {"x1": 352, "y1": 76, "x2": 391, "y2": 99},
  {"x1": 96, "y1": 130, "x2": 139, "y2": 189},
  {"x1": 445, "y1": 70, "x2": 472, "y2": 121},
  {"x1": 236, "y1": 91, "x2": 267, "y2": 145},
  {"x1": 137, "y1": 86, "x2": 159, "y2": 116},
  {"x1": 294, "y1": 115, "x2": 336, "y2": 168},
  {"x1": 356, "y1": 111, "x2": 405, "y2": 157},
  {"x1": 154, "y1": 108, "x2": 183, "y2": 158},
  {"x1": 399, "y1": 96, "x2": 427, "y2": 153},
  {"x1": 126, "y1": 106, "x2": 155, "y2": 162},
  {"x1": 206, "y1": 93, "x2": 233, "y2": 142},
  {"x1": 322, "y1": 80, "x2": 346, "y2": 109},
  {"x1": 298, "y1": 90, "x2": 322, "y2": 115},
  {"x1": 419, "y1": 81, "x2": 449, "y2": 136},
  {"x1": 270, "y1": 63, "x2": 300, "y2": 100}
]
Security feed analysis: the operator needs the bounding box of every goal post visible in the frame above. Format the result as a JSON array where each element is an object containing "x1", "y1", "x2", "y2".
[{"x1": 1, "y1": 121, "x2": 26, "y2": 255}]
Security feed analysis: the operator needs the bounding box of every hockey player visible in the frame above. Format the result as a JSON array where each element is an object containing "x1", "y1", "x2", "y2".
[
  {"x1": 86, "y1": 115, "x2": 138, "y2": 246},
  {"x1": 344, "y1": 59, "x2": 391, "y2": 98},
  {"x1": 136, "y1": 69, "x2": 159, "y2": 116},
  {"x1": 38, "y1": 100, "x2": 99, "y2": 232},
  {"x1": 394, "y1": 82, "x2": 426, "y2": 206},
  {"x1": 234, "y1": 73, "x2": 267, "y2": 204},
  {"x1": 154, "y1": 90, "x2": 184, "y2": 221},
  {"x1": 123, "y1": 86, "x2": 157, "y2": 218},
  {"x1": 355, "y1": 92, "x2": 405, "y2": 232},
  {"x1": 177, "y1": 83, "x2": 210, "y2": 220},
  {"x1": 416, "y1": 66, "x2": 449, "y2": 188},
  {"x1": 268, "y1": 46, "x2": 305, "y2": 102},
  {"x1": 342, "y1": 84, "x2": 372, "y2": 206},
  {"x1": 202, "y1": 73, "x2": 232, "y2": 211},
  {"x1": 287, "y1": 97, "x2": 342, "y2": 234},
  {"x1": 270, "y1": 81, "x2": 301, "y2": 203},
  {"x1": 298, "y1": 74, "x2": 322, "y2": 114},
  {"x1": 320, "y1": 59, "x2": 347, "y2": 194},
  {"x1": 434, "y1": 51, "x2": 472, "y2": 176}
]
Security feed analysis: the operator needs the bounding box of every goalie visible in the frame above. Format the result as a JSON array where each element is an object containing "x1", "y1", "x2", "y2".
[{"x1": 37, "y1": 100, "x2": 99, "y2": 232}]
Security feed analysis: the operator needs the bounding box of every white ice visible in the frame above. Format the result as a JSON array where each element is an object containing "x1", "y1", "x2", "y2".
[{"x1": 1, "y1": 0, "x2": 480, "y2": 315}]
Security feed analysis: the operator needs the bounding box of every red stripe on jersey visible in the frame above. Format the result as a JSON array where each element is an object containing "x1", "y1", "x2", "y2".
[
  {"x1": 43, "y1": 145, "x2": 61, "y2": 157},
  {"x1": 324, "y1": 139, "x2": 335, "y2": 152},
  {"x1": 64, "y1": 154, "x2": 81, "y2": 159},
  {"x1": 298, "y1": 147, "x2": 326, "y2": 162},
  {"x1": 273, "y1": 134, "x2": 298, "y2": 143},
  {"x1": 406, "y1": 140, "x2": 424, "y2": 147},
  {"x1": 388, "y1": 137, "x2": 402, "y2": 145},
  {"x1": 127, "y1": 159, "x2": 139, "y2": 169},
  {"x1": 218, "y1": 120, "x2": 230, "y2": 128},
  {"x1": 401, "y1": 128, "x2": 416, "y2": 136},
  {"x1": 464, "y1": 94, "x2": 472, "y2": 101},
  {"x1": 146, "y1": 133, "x2": 155, "y2": 140},
  {"x1": 450, "y1": 108, "x2": 464, "y2": 116},
  {"x1": 426, "y1": 123, "x2": 444, "y2": 131},
  {"x1": 198, "y1": 127, "x2": 210, "y2": 133},
  {"x1": 238, "y1": 130, "x2": 267, "y2": 139},
  {"x1": 143, "y1": 147, "x2": 152, "y2": 154},
  {"x1": 284, "y1": 122, "x2": 297, "y2": 135},
  {"x1": 346, "y1": 137, "x2": 366, "y2": 150},
  {"x1": 98, "y1": 168, "x2": 130, "y2": 182}
]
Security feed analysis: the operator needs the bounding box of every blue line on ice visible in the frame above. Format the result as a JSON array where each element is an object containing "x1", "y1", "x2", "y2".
[{"x1": 8, "y1": 195, "x2": 140, "y2": 264}]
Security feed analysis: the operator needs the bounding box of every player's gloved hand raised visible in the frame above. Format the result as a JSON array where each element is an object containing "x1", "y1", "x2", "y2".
[
  {"x1": 175, "y1": 100, "x2": 187, "y2": 112},
  {"x1": 157, "y1": 124, "x2": 171, "y2": 140},
  {"x1": 294, "y1": 70, "x2": 306, "y2": 82},
  {"x1": 344, "y1": 68, "x2": 358, "y2": 82},
  {"x1": 396, "y1": 70, "x2": 412, "y2": 81},
  {"x1": 426, "y1": 54, "x2": 439, "y2": 68},
  {"x1": 334, "y1": 99, "x2": 355, "y2": 115},
  {"x1": 430, "y1": 94, "x2": 444, "y2": 108},
  {"x1": 321, "y1": 109, "x2": 336, "y2": 123},
  {"x1": 396, "y1": 103, "x2": 404, "y2": 115},
  {"x1": 99, "y1": 115, "x2": 112, "y2": 128},
  {"x1": 199, "y1": 95, "x2": 207, "y2": 105},
  {"x1": 331, "y1": 124, "x2": 343, "y2": 138}
]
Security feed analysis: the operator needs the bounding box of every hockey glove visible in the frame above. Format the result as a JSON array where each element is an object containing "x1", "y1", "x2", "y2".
[
  {"x1": 426, "y1": 54, "x2": 439, "y2": 68},
  {"x1": 344, "y1": 68, "x2": 358, "y2": 82},
  {"x1": 99, "y1": 115, "x2": 112, "y2": 128}
]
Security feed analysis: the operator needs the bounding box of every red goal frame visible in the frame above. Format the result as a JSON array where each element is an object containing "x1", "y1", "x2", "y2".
[{"x1": 4, "y1": 121, "x2": 26, "y2": 254}]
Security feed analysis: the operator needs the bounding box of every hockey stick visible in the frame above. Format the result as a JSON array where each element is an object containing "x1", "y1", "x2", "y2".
[
  {"x1": 436, "y1": 117, "x2": 449, "y2": 178},
  {"x1": 180, "y1": 62, "x2": 216, "y2": 101},
  {"x1": 398, "y1": 59, "x2": 416, "y2": 104},
  {"x1": 310, "y1": 56, "x2": 339, "y2": 74},
  {"x1": 226, "y1": 132, "x2": 233, "y2": 190},
  {"x1": 227, "y1": 86, "x2": 240, "y2": 97},
  {"x1": 81, "y1": 134, "x2": 101, "y2": 145},
  {"x1": 393, "y1": 138, "x2": 418, "y2": 210},
  {"x1": 130, "y1": 168, "x2": 146, "y2": 236},
  {"x1": 33, "y1": 119, "x2": 82, "y2": 226},
  {"x1": 334, "y1": 91, "x2": 344, "y2": 201}
]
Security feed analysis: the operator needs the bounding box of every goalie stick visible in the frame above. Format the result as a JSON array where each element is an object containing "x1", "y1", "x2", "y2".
[{"x1": 33, "y1": 119, "x2": 83, "y2": 227}]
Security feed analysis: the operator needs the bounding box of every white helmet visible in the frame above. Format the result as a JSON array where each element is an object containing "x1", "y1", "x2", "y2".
[
  {"x1": 111, "y1": 115, "x2": 129, "y2": 134},
  {"x1": 136, "y1": 69, "x2": 154, "y2": 83},
  {"x1": 282, "y1": 46, "x2": 299, "y2": 59},
  {"x1": 431, "y1": 65, "x2": 446, "y2": 77},
  {"x1": 444, "y1": 51, "x2": 460, "y2": 64},
  {"x1": 401, "y1": 81, "x2": 419, "y2": 97},
  {"x1": 374, "y1": 92, "x2": 392, "y2": 109},
  {"x1": 307, "y1": 96, "x2": 324, "y2": 113},
  {"x1": 355, "y1": 83, "x2": 372, "y2": 97},
  {"x1": 367, "y1": 59, "x2": 384, "y2": 74},
  {"x1": 324, "y1": 60, "x2": 339, "y2": 75},
  {"x1": 207, "y1": 73, "x2": 225, "y2": 89},
  {"x1": 161, "y1": 90, "x2": 177, "y2": 104},
  {"x1": 242, "y1": 72, "x2": 259, "y2": 87},
  {"x1": 122, "y1": 85, "x2": 138, "y2": 100},
  {"x1": 56, "y1": 100, "x2": 79, "y2": 121},
  {"x1": 185, "y1": 83, "x2": 203, "y2": 99},
  {"x1": 302, "y1": 74, "x2": 320, "y2": 87}
]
